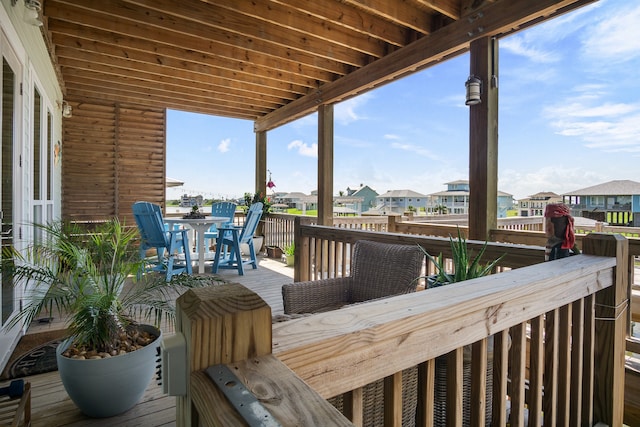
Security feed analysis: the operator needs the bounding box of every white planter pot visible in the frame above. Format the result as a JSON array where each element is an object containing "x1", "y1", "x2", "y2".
[
  {"x1": 56, "y1": 325, "x2": 162, "y2": 418},
  {"x1": 240, "y1": 236, "x2": 264, "y2": 256}
]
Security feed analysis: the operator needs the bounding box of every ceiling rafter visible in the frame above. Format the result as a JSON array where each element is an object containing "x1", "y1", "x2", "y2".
[
  {"x1": 50, "y1": 21, "x2": 334, "y2": 85},
  {"x1": 40, "y1": 0, "x2": 596, "y2": 121}
]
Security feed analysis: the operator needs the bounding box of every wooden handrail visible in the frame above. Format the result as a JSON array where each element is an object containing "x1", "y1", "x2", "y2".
[{"x1": 178, "y1": 232, "x2": 628, "y2": 426}]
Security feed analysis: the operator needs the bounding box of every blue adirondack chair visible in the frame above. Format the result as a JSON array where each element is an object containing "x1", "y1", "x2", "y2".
[
  {"x1": 203, "y1": 201, "x2": 237, "y2": 252},
  {"x1": 212, "y1": 202, "x2": 263, "y2": 275},
  {"x1": 132, "y1": 201, "x2": 192, "y2": 281}
]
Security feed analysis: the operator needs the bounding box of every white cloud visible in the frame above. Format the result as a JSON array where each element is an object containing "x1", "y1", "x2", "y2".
[
  {"x1": 217, "y1": 138, "x2": 231, "y2": 153},
  {"x1": 335, "y1": 93, "x2": 373, "y2": 125},
  {"x1": 500, "y1": 1, "x2": 603, "y2": 65},
  {"x1": 544, "y1": 98, "x2": 640, "y2": 149},
  {"x1": 581, "y1": 2, "x2": 640, "y2": 63},
  {"x1": 384, "y1": 134, "x2": 400, "y2": 140},
  {"x1": 390, "y1": 142, "x2": 438, "y2": 160},
  {"x1": 287, "y1": 139, "x2": 318, "y2": 157},
  {"x1": 501, "y1": 37, "x2": 560, "y2": 64},
  {"x1": 546, "y1": 101, "x2": 638, "y2": 118},
  {"x1": 499, "y1": 166, "x2": 606, "y2": 201}
]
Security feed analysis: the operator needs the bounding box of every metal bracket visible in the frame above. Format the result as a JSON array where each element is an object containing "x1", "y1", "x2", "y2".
[{"x1": 206, "y1": 364, "x2": 282, "y2": 427}]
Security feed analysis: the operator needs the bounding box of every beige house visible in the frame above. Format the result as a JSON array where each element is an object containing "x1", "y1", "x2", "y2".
[{"x1": 517, "y1": 191, "x2": 562, "y2": 217}]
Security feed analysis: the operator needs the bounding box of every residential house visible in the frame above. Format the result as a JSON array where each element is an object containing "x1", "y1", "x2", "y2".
[
  {"x1": 375, "y1": 189, "x2": 426, "y2": 215},
  {"x1": 275, "y1": 192, "x2": 317, "y2": 212},
  {"x1": 346, "y1": 185, "x2": 378, "y2": 211},
  {"x1": 426, "y1": 180, "x2": 514, "y2": 218},
  {"x1": 517, "y1": 192, "x2": 562, "y2": 217},
  {"x1": 333, "y1": 196, "x2": 365, "y2": 214},
  {"x1": 563, "y1": 179, "x2": 640, "y2": 226},
  {"x1": 179, "y1": 194, "x2": 204, "y2": 208}
]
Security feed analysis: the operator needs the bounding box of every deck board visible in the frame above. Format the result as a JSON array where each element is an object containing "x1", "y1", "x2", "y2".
[{"x1": 15, "y1": 256, "x2": 293, "y2": 426}]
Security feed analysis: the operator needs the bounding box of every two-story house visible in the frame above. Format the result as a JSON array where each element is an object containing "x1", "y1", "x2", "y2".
[
  {"x1": 563, "y1": 180, "x2": 640, "y2": 226},
  {"x1": 517, "y1": 192, "x2": 563, "y2": 217},
  {"x1": 426, "y1": 180, "x2": 514, "y2": 218},
  {"x1": 375, "y1": 189, "x2": 426, "y2": 215},
  {"x1": 346, "y1": 185, "x2": 378, "y2": 212}
]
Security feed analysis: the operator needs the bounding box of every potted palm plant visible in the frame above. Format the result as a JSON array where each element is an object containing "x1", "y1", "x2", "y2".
[{"x1": 1, "y1": 219, "x2": 211, "y2": 418}]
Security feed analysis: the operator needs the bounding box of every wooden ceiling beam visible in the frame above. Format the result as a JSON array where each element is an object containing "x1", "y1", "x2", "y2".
[
  {"x1": 50, "y1": 21, "x2": 334, "y2": 85},
  {"x1": 67, "y1": 82, "x2": 271, "y2": 117},
  {"x1": 415, "y1": 0, "x2": 461, "y2": 20},
  {"x1": 270, "y1": 0, "x2": 412, "y2": 47},
  {"x1": 342, "y1": 0, "x2": 434, "y2": 34},
  {"x1": 66, "y1": 88, "x2": 260, "y2": 121},
  {"x1": 52, "y1": 33, "x2": 320, "y2": 93},
  {"x1": 55, "y1": 52, "x2": 307, "y2": 101},
  {"x1": 255, "y1": 0, "x2": 593, "y2": 132},
  {"x1": 62, "y1": 74, "x2": 281, "y2": 113},
  {"x1": 46, "y1": 0, "x2": 351, "y2": 76},
  {"x1": 130, "y1": 0, "x2": 389, "y2": 59},
  {"x1": 114, "y1": 0, "x2": 369, "y2": 66},
  {"x1": 62, "y1": 68, "x2": 287, "y2": 108}
]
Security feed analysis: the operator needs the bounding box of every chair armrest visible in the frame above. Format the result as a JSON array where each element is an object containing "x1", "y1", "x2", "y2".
[{"x1": 282, "y1": 277, "x2": 351, "y2": 314}]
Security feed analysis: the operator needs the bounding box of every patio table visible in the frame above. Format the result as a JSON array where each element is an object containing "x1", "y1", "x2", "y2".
[{"x1": 164, "y1": 216, "x2": 228, "y2": 274}]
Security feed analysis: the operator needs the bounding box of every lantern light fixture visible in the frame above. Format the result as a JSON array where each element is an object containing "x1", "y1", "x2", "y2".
[
  {"x1": 23, "y1": 0, "x2": 43, "y2": 27},
  {"x1": 62, "y1": 101, "x2": 72, "y2": 118},
  {"x1": 465, "y1": 75, "x2": 482, "y2": 106}
]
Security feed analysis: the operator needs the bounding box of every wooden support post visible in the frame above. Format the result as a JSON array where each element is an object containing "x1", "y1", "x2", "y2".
[
  {"x1": 255, "y1": 130, "x2": 267, "y2": 197},
  {"x1": 582, "y1": 233, "x2": 629, "y2": 426},
  {"x1": 318, "y1": 104, "x2": 334, "y2": 226},
  {"x1": 175, "y1": 284, "x2": 272, "y2": 426},
  {"x1": 468, "y1": 36, "x2": 498, "y2": 241}
]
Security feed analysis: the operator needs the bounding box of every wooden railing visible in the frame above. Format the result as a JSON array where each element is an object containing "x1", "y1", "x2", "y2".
[
  {"x1": 263, "y1": 213, "x2": 640, "y2": 252},
  {"x1": 293, "y1": 218, "x2": 542, "y2": 283},
  {"x1": 262, "y1": 214, "x2": 390, "y2": 251},
  {"x1": 177, "y1": 232, "x2": 628, "y2": 426}
]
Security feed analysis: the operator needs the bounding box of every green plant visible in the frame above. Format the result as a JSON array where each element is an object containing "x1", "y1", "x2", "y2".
[
  {"x1": 283, "y1": 243, "x2": 295, "y2": 256},
  {"x1": 419, "y1": 228, "x2": 505, "y2": 287},
  {"x1": 244, "y1": 191, "x2": 272, "y2": 217},
  {"x1": 1, "y1": 219, "x2": 211, "y2": 353}
]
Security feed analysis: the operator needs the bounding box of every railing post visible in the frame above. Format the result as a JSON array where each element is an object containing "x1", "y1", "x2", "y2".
[
  {"x1": 294, "y1": 216, "x2": 311, "y2": 282},
  {"x1": 175, "y1": 285, "x2": 272, "y2": 426},
  {"x1": 582, "y1": 233, "x2": 629, "y2": 426},
  {"x1": 388, "y1": 215, "x2": 398, "y2": 233}
]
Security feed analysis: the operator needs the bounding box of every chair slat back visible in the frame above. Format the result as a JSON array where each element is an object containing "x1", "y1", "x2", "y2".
[
  {"x1": 238, "y1": 202, "x2": 263, "y2": 244},
  {"x1": 132, "y1": 201, "x2": 168, "y2": 247},
  {"x1": 211, "y1": 202, "x2": 237, "y2": 225}
]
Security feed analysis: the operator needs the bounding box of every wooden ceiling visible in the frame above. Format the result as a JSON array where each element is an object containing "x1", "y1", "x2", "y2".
[{"x1": 41, "y1": 0, "x2": 595, "y2": 131}]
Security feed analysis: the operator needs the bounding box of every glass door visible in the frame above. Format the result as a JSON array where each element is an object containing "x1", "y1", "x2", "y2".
[{"x1": 1, "y1": 41, "x2": 20, "y2": 333}]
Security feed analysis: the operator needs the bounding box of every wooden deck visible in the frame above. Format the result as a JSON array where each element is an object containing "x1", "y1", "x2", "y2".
[{"x1": 14, "y1": 256, "x2": 293, "y2": 427}]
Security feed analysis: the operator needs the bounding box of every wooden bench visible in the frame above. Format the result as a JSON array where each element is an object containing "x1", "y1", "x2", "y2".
[{"x1": 0, "y1": 380, "x2": 31, "y2": 427}]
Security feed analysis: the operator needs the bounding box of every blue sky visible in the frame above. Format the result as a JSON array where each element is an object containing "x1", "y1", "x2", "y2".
[{"x1": 166, "y1": 0, "x2": 640, "y2": 202}]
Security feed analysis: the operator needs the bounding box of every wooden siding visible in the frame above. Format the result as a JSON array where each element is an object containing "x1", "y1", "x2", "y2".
[{"x1": 61, "y1": 100, "x2": 165, "y2": 223}]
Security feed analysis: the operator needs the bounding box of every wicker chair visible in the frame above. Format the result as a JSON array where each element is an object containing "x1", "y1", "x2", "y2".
[{"x1": 282, "y1": 239, "x2": 425, "y2": 426}]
